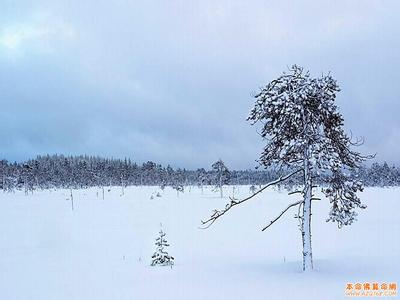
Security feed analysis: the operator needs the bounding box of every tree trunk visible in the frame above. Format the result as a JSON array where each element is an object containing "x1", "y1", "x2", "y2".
[
  {"x1": 219, "y1": 176, "x2": 223, "y2": 198},
  {"x1": 70, "y1": 188, "x2": 74, "y2": 211},
  {"x1": 302, "y1": 158, "x2": 313, "y2": 271}
]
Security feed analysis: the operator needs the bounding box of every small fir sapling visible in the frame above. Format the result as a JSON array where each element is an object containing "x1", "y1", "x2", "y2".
[{"x1": 151, "y1": 229, "x2": 174, "y2": 267}]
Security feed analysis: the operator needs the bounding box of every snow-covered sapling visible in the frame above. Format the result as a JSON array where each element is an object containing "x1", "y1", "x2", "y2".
[
  {"x1": 211, "y1": 159, "x2": 230, "y2": 198},
  {"x1": 172, "y1": 184, "x2": 184, "y2": 197},
  {"x1": 249, "y1": 185, "x2": 257, "y2": 194},
  {"x1": 202, "y1": 65, "x2": 372, "y2": 271},
  {"x1": 151, "y1": 230, "x2": 174, "y2": 267},
  {"x1": 196, "y1": 168, "x2": 208, "y2": 194}
]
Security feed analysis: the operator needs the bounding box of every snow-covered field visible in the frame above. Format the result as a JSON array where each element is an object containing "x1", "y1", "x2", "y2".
[{"x1": 0, "y1": 186, "x2": 399, "y2": 300}]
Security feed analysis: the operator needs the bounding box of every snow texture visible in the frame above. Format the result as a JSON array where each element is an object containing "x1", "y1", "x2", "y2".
[{"x1": 0, "y1": 186, "x2": 398, "y2": 300}]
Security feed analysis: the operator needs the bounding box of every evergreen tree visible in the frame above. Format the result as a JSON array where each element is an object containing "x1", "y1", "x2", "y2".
[
  {"x1": 211, "y1": 159, "x2": 230, "y2": 198},
  {"x1": 0, "y1": 154, "x2": 396, "y2": 192},
  {"x1": 151, "y1": 229, "x2": 174, "y2": 267},
  {"x1": 203, "y1": 65, "x2": 371, "y2": 271}
]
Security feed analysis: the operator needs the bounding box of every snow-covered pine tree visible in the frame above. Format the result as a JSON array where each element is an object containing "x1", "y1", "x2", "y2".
[
  {"x1": 202, "y1": 65, "x2": 371, "y2": 271},
  {"x1": 196, "y1": 168, "x2": 208, "y2": 194},
  {"x1": 211, "y1": 159, "x2": 230, "y2": 198},
  {"x1": 151, "y1": 230, "x2": 174, "y2": 267},
  {"x1": 171, "y1": 168, "x2": 185, "y2": 197},
  {"x1": 249, "y1": 185, "x2": 257, "y2": 194}
]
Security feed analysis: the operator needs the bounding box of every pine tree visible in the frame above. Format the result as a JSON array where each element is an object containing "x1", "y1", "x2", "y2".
[
  {"x1": 249, "y1": 185, "x2": 257, "y2": 194},
  {"x1": 202, "y1": 65, "x2": 371, "y2": 271},
  {"x1": 171, "y1": 168, "x2": 185, "y2": 196},
  {"x1": 211, "y1": 159, "x2": 230, "y2": 198},
  {"x1": 151, "y1": 230, "x2": 174, "y2": 267},
  {"x1": 196, "y1": 168, "x2": 209, "y2": 194},
  {"x1": 1, "y1": 153, "x2": 395, "y2": 192}
]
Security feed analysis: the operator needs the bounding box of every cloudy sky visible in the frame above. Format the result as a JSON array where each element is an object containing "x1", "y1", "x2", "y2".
[{"x1": 1, "y1": 0, "x2": 399, "y2": 169}]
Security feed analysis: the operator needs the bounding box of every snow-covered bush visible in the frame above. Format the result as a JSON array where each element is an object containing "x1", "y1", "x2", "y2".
[{"x1": 151, "y1": 230, "x2": 174, "y2": 267}]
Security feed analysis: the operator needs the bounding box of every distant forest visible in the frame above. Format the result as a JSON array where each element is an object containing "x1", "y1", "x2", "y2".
[{"x1": 0, "y1": 154, "x2": 399, "y2": 192}]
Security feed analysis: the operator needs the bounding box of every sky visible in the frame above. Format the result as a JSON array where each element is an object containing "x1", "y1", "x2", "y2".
[{"x1": 0, "y1": 0, "x2": 399, "y2": 169}]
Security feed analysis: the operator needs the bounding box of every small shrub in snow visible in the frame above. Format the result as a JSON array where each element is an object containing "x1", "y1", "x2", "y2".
[
  {"x1": 151, "y1": 230, "x2": 174, "y2": 267},
  {"x1": 249, "y1": 185, "x2": 257, "y2": 194}
]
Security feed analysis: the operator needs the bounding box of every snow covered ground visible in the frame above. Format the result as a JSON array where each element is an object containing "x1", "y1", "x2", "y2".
[{"x1": 0, "y1": 186, "x2": 399, "y2": 300}]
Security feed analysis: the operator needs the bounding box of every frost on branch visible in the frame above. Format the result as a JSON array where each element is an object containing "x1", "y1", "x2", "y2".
[{"x1": 247, "y1": 65, "x2": 371, "y2": 227}]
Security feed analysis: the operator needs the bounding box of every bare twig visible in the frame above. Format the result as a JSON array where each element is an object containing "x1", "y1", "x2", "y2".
[
  {"x1": 288, "y1": 190, "x2": 303, "y2": 196},
  {"x1": 200, "y1": 169, "x2": 303, "y2": 229},
  {"x1": 262, "y1": 200, "x2": 303, "y2": 231}
]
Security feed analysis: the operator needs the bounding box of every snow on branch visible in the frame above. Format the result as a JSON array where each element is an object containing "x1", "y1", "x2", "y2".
[{"x1": 200, "y1": 169, "x2": 303, "y2": 229}]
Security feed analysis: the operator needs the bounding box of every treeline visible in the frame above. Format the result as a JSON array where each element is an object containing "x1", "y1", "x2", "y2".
[{"x1": 0, "y1": 154, "x2": 399, "y2": 192}]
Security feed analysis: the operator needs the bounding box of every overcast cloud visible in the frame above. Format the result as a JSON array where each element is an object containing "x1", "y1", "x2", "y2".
[{"x1": 0, "y1": 0, "x2": 399, "y2": 169}]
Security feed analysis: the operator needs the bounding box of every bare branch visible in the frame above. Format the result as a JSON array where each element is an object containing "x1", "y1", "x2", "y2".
[
  {"x1": 288, "y1": 190, "x2": 303, "y2": 196},
  {"x1": 262, "y1": 200, "x2": 303, "y2": 231},
  {"x1": 200, "y1": 169, "x2": 303, "y2": 229}
]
